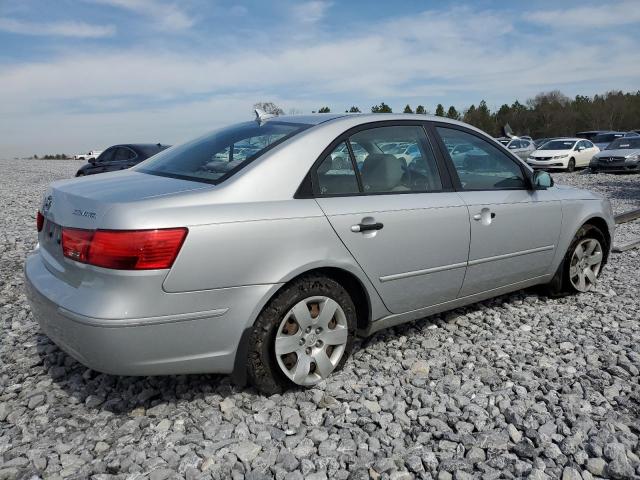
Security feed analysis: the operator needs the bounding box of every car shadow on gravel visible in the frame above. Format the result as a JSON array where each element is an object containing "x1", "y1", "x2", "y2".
[{"x1": 34, "y1": 333, "x2": 247, "y2": 415}]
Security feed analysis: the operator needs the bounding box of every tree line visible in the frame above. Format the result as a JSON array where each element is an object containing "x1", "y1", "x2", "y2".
[{"x1": 260, "y1": 89, "x2": 640, "y2": 138}]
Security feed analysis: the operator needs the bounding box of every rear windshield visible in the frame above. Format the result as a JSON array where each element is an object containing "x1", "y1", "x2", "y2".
[
  {"x1": 593, "y1": 133, "x2": 623, "y2": 143},
  {"x1": 137, "y1": 145, "x2": 170, "y2": 157},
  {"x1": 606, "y1": 138, "x2": 640, "y2": 150},
  {"x1": 539, "y1": 140, "x2": 576, "y2": 150},
  {"x1": 137, "y1": 121, "x2": 310, "y2": 183}
]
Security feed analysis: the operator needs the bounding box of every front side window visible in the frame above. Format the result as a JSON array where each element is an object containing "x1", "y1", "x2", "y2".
[
  {"x1": 138, "y1": 121, "x2": 309, "y2": 183},
  {"x1": 96, "y1": 148, "x2": 115, "y2": 163},
  {"x1": 437, "y1": 127, "x2": 526, "y2": 190}
]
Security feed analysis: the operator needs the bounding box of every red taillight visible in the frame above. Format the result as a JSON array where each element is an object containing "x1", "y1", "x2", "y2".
[
  {"x1": 37, "y1": 211, "x2": 44, "y2": 232},
  {"x1": 61, "y1": 228, "x2": 187, "y2": 270}
]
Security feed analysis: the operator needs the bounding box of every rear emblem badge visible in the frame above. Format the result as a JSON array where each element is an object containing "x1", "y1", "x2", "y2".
[
  {"x1": 73, "y1": 209, "x2": 96, "y2": 219},
  {"x1": 43, "y1": 195, "x2": 53, "y2": 213}
]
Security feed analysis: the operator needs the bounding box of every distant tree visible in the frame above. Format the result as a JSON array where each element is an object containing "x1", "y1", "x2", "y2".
[
  {"x1": 435, "y1": 104, "x2": 445, "y2": 116},
  {"x1": 318, "y1": 106, "x2": 331, "y2": 113},
  {"x1": 33, "y1": 154, "x2": 38, "y2": 159},
  {"x1": 415, "y1": 105, "x2": 426, "y2": 114},
  {"x1": 446, "y1": 106, "x2": 460, "y2": 120},
  {"x1": 403, "y1": 104, "x2": 413, "y2": 113},
  {"x1": 348, "y1": 106, "x2": 361, "y2": 113},
  {"x1": 253, "y1": 102, "x2": 284, "y2": 116},
  {"x1": 54, "y1": 154, "x2": 61, "y2": 160},
  {"x1": 371, "y1": 102, "x2": 392, "y2": 113}
]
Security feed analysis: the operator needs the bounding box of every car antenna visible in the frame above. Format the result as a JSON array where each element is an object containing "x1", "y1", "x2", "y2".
[{"x1": 254, "y1": 108, "x2": 276, "y2": 125}]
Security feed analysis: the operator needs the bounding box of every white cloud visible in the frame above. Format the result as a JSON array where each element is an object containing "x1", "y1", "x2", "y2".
[
  {"x1": 0, "y1": 17, "x2": 115, "y2": 38},
  {"x1": 291, "y1": 1, "x2": 332, "y2": 24},
  {"x1": 527, "y1": 0, "x2": 640, "y2": 28},
  {"x1": 1, "y1": 2, "x2": 639, "y2": 156},
  {"x1": 91, "y1": 0, "x2": 195, "y2": 30}
]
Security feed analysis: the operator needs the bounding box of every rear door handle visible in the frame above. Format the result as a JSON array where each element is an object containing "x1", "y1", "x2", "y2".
[{"x1": 351, "y1": 222, "x2": 384, "y2": 233}]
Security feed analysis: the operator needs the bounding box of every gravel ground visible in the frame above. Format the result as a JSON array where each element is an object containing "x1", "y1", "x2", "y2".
[{"x1": 1, "y1": 159, "x2": 639, "y2": 480}]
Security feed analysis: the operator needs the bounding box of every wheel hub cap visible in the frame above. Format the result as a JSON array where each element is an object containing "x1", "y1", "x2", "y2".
[
  {"x1": 275, "y1": 296, "x2": 348, "y2": 386},
  {"x1": 569, "y1": 238, "x2": 603, "y2": 292}
]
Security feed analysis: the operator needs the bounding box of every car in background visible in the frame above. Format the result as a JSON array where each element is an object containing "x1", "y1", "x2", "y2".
[
  {"x1": 576, "y1": 131, "x2": 607, "y2": 142},
  {"x1": 527, "y1": 138, "x2": 599, "y2": 171},
  {"x1": 495, "y1": 137, "x2": 511, "y2": 146},
  {"x1": 592, "y1": 131, "x2": 640, "y2": 150},
  {"x1": 506, "y1": 138, "x2": 536, "y2": 160},
  {"x1": 589, "y1": 137, "x2": 640, "y2": 173},
  {"x1": 76, "y1": 144, "x2": 170, "y2": 177},
  {"x1": 73, "y1": 150, "x2": 103, "y2": 161}
]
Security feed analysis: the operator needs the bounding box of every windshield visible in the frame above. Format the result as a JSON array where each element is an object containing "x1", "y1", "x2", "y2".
[
  {"x1": 137, "y1": 121, "x2": 309, "y2": 183},
  {"x1": 539, "y1": 140, "x2": 576, "y2": 150},
  {"x1": 593, "y1": 133, "x2": 623, "y2": 143},
  {"x1": 606, "y1": 138, "x2": 640, "y2": 150}
]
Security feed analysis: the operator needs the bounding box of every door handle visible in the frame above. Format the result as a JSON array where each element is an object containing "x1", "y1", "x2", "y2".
[
  {"x1": 473, "y1": 211, "x2": 496, "y2": 221},
  {"x1": 351, "y1": 222, "x2": 384, "y2": 233}
]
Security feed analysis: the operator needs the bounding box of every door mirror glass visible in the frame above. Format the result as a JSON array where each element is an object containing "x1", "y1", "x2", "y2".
[{"x1": 533, "y1": 170, "x2": 553, "y2": 189}]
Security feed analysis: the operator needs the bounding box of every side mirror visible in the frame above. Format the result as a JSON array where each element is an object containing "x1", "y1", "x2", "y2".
[
  {"x1": 533, "y1": 170, "x2": 553, "y2": 189},
  {"x1": 88, "y1": 157, "x2": 96, "y2": 164}
]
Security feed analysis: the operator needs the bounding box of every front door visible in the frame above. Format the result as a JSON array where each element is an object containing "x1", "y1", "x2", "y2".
[
  {"x1": 313, "y1": 124, "x2": 470, "y2": 314},
  {"x1": 434, "y1": 125, "x2": 562, "y2": 297}
]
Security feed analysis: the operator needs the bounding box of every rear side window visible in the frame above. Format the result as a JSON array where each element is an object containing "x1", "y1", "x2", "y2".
[
  {"x1": 316, "y1": 142, "x2": 360, "y2": 195},
  {"x1": 314, "y1": 125, "x2": 443, "y2": 196},
  {"x1": 138, "y1": 121, "x2": 309, "y2": 184},
  {"x1": 437, "y1": 127, "x2": 526, "y2": 190}
]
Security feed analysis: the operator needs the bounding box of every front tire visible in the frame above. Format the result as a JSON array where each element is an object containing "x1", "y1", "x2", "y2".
[
  {"x1": 567, "y1": 158, "x2": 576, "y2": 172},
  {"x1": 247, "y1": 274, "x2": 356, "y2": 394},
  {"x1": 545, "y1": 224, "x2": 605, "y2": 295}
]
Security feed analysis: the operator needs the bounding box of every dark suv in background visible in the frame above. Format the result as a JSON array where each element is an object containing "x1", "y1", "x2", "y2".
[{"x1": 76, "y1": 143, "x2": 170, "y2": 176}]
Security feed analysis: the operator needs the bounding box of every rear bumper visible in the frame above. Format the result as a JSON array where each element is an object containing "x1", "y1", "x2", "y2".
[{"x1": 24, "y1": 250, "x2": 277, "y2": 376}]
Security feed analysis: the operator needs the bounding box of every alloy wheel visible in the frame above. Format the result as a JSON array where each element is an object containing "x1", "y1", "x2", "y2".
[
  {"x1": 275, "y1": 296, "x2": 348, "y2": 386},
  {"x1": 569, "y1": 238, "x2": 603, "y2": 292}
]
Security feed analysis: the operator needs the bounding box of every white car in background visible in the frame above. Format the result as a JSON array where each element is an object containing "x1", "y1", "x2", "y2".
[
  {"x1": 506, "y1": 138, "x2": 536, "y2": 161},
  {"x1": 73, "y1": 150, "x2": 103, "y2": 161},
  {"x1": 527, "y1": 138, "x2": 599, "y2": 172}
]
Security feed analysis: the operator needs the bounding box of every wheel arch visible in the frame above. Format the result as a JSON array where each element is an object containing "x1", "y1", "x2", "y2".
[
  {"x1": 581, "y1": 216, "x2": 611, "y2": 263},
  {"x1": 231, "y1": 264, "x2": 379, "y2": 387}
]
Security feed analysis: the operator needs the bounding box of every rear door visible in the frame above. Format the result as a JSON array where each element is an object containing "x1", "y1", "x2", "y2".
[
  {"x1": 313, "y1": 122, "x2": 470, "y2": 314},
  {"x1": 433, "y1": 124, "x2": 561, "y2": 297}
]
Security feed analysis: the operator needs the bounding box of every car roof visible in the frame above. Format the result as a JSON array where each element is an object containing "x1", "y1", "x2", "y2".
[
  {"x1": 544, "y1": 137, "x2": 582, "y2": 142},
  {"x1": 272, "y1": 112, "x2": 476, "y2": 129}
]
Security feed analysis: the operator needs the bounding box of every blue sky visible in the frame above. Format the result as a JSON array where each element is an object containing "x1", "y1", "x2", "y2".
[{"x1": 1, "y1": 0, "x2": 639, "y2": 157}]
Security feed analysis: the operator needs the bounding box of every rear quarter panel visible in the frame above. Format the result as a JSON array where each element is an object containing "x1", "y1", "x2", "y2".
[{"x1": 162, "y1": 199, "x2": 389, "y2": 318}]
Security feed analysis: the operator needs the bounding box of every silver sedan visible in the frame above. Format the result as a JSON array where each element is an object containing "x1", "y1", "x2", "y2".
[{"x1": 25, "y1": 113, "x2": 615, "y2": 393}]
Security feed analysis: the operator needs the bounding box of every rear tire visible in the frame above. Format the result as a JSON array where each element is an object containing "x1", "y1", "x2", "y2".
[
  {"x1": 247, "y1": 274, "x2": 356, "y2": 394},
  {"x1": 567, "y1": 158, "x2": 576, "y2": 172},
  {"x1": 544, "y1": 224, "x2": 606, "y2": 296}
]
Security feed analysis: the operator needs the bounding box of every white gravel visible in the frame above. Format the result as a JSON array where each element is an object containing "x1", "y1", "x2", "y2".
[{"x1": 1, "y1": 160, "x2": 639, "y2": 480}]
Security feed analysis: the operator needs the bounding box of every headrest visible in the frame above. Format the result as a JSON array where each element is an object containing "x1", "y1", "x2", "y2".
[{"x1": 361, "y1": 154, "x2": 404, "y2": 192}]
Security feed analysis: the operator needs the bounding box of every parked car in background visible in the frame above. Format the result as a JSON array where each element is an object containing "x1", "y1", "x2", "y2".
[
  {"x1": 495, "y1": 137, "x2": 511, "y2": 146},
  {"x1": 527, "y1": 138, "x2": 599, "y2": 171},
  {"x1": 576, "y1": 131, "x2": 607, "y2": 142},
  {"x1": 506, "y1": 138, "x2": 536, "y2": 160},
  {"x1": 27, "y1": 113, "x2": 614, "y2": 392},
  {"x1": 589, "y1": 137, "x2": 640, "y2": 173},
  {"x1": 76, "y1": 144, "x2": 170, "y2": 176},
  {"x1": 591, "y1": 131, "x2": 639, "y2": 150},
  {"x1": 74, "y1": 150, "x2": 103, "y2": 161}
]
